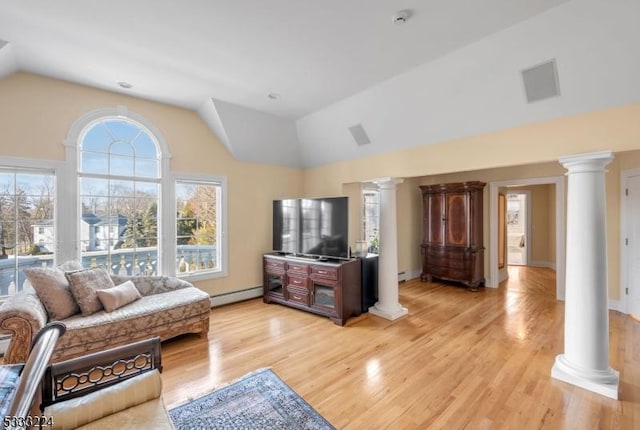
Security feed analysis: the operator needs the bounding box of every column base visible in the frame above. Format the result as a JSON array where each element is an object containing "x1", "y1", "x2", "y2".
[
  {"x1": 551, "y1": 354, "x2": 619, "y2": 400},
  {"x1": 368, "y1": 303, "x2": 408, "y2": 321}
]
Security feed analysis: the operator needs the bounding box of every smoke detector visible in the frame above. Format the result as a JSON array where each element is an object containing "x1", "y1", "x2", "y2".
[{"x1": 392, "y1": 10, "x2": 412, "y2": 25}]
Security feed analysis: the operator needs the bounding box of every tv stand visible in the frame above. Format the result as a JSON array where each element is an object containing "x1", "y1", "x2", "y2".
[{"x1": 263, "y1": 253, "x2": 361, "y2": 325}]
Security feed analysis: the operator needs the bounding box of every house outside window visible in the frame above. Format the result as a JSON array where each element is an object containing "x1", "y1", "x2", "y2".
[{"x1": 0, "y1": 167, "x2": 56, "y2": 296}]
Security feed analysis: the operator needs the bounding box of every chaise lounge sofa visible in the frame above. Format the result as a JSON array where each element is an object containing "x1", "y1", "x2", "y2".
[{"x1": 0, "y1": 266, "x2": 210, "y2": 364}]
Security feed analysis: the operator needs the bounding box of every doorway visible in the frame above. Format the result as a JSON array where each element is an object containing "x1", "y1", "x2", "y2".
[
  {"x1": 507, "y1": 192, "x2": 529, "y2": 266},
  {"x1": 622, "y1": 169, "x2": 640, "y2": 318},
  {"x1": 489, "y1": 176, "x2": 566, "y2": 300}
]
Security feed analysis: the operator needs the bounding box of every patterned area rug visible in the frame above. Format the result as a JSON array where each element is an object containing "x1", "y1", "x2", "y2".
[{"x1": 169, "y1": 368, "x2": 335, "y2": 430}]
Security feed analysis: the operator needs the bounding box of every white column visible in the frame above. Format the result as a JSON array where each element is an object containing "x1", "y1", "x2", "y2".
[
  {"x1": 552, "y1": 151, "x2": 619, "y2": 399},
  {"x1": 369, "y1": 178, "x2": 408, "y2": 320}
]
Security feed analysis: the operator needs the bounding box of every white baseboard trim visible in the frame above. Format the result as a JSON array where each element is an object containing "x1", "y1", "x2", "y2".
[
  {"x1": 530, "y1": 261, "x2": 557, "y2": 270},
  {"x1": 209, "y1": 286, "x2": 263, "y2": 308},
  {"x1": 608, "y1": 299, "x2": 626, "y2": 314}
]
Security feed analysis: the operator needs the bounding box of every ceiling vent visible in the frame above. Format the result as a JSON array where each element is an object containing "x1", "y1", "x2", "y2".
[
  {"x1": 522, "y1": 59, "x2": 560, "y2": 103},
  {"x1": 348, "y1": 124, "x2": 371, "y2": 146}
]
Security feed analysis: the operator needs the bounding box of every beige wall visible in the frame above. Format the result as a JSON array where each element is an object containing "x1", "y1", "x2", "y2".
[{"x1": 0, "y1": 72, "x2": 304, "y2": 297}]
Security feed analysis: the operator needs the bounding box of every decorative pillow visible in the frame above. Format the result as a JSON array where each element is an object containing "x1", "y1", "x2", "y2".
[
  {"x1": 23, "y1": 267, "x2": 80, "y2": 320},
  {"x1": 97, "y1": 280, "x2": 142, "y2": 312},
  {"x1": 66, "y1": 268, "x2": 115, "y2": 316}
]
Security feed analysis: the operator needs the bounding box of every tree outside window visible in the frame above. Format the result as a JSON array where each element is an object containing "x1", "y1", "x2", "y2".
[
  {"x1": 0, "y1": 170, "x2": 55, "y2": 296},
  {"x1": 176, "y1": 180, "x2": 222, "y2": 275}
]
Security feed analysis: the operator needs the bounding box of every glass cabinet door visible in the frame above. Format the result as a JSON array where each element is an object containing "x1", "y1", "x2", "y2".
[
  {"x1": 312, "y1": 282, "x2": 336, "y2": 309},
  {"x1": 267, "y1": 273, "x2": 285, "y2": 296}
]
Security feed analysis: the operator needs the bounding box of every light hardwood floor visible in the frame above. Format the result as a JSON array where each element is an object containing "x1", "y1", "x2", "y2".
[{"x1": 161, "y1": 267, "x2": 640, "y2": 429}]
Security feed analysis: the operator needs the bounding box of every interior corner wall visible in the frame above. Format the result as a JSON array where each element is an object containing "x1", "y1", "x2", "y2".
[{"x1": 0, "y1": 72, "x2": 304, "y2": 297}]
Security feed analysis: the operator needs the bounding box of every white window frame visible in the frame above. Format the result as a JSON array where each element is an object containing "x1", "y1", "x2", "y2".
[
  {"x1": 361, "y1": 183, "x2": 380, "y2": 251},
  {"x1": 64, "y1": 106, "x2": 173, "y2": 271},
  {"x1": 0, "y1": 156, "x2": 64, "y2": 298},
  {"x1": 59, "y1": 106, "x2": 228, "y2": 282},
  {"x1": 171, "y1": 172, "x2": 228, "y2": 281}
]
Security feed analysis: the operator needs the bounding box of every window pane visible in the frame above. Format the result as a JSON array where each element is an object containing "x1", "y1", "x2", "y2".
[
  {"x1": 135, "y1": 182, "x2": 158, "y2": 199},
  {"x1": 109, "y1": 155, "x2": 134, "y2": 176},
  {"x1": 81, "y1": 196, "x2": 109, "y2": 217},
  {"x1": 0, "y1": 169, "x2": 55, "y2": 297},
  {"x1": 176, "y1": 180, "x2": 220, "y2": 275},
  {"x1": 81, "y1": 177, "x2": 109, "y2": 197},
  {"x1": 104, "y1": 120, "x2": 140, "y2": 142},
  {"x1": 81, "y1": 152, "x2": 109, "y2": 175},
  {"x1": 82, "y1": 123, "x2": 111, "y2": 153},
  {"x1": 132, "y1": 133, "x2": 158, "y2": 159},
  {"x1": 135, "y1": 158, "x2": 159, "y2": 179},
  {"x1": 110, "y1": 141, "x2": 134, "y2": 157},
  {"x1": 110, "y1": 179, "x2": 134, "y2": 196}
]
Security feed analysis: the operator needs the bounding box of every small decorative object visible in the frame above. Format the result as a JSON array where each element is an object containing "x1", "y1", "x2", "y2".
[{"x1": 355, "y1": 240, "x2": 368, "y2": 257}]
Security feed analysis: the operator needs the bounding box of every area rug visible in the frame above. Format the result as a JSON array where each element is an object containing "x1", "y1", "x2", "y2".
[{"x1": 169, "y1": 368, "x2": 335, "y2": 430}]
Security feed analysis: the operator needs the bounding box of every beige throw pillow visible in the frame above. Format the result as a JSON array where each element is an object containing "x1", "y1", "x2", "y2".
[
  {"x1": 23, "y1": 267, "x2": 81, "y2": 320},
  {"x1": 97, "y1": 280, "x2": 142, "y2": 312},
  {"x1": 66, "y1": 268, "x2": 115, "y2": 316}
]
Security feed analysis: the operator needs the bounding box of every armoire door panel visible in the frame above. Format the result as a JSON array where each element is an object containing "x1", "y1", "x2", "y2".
[
  {"x1": 428, "y1": 193, "x2": 445, "y2": 245},
  {"x1": 446, "y1": 193, "x2": 468, "y2": 246}
]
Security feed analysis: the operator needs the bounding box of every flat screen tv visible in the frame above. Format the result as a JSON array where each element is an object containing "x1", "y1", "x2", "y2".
[{"x1": 272, "y1": 197, "x2": 349, "y2": 260}]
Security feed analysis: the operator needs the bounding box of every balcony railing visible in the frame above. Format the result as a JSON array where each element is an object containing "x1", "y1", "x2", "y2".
[{"x1": 0, "y1": 245, "x2": 217, "y2": 297}]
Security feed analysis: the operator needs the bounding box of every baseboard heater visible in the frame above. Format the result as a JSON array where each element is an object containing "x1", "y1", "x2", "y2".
[{"x1": 209, "y1": 286, "x2": 263, "y2": 308}]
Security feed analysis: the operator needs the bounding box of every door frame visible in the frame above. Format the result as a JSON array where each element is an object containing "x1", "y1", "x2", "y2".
[
  {"x1": 619, "y1": 168, "x2": 640, "y2": 314},
  {"x1": 505, "y1": 190, "x2": 532, "y2": 266},
  {"x1": 489, "y1": 176, "x2": 566, "y2": 300}
]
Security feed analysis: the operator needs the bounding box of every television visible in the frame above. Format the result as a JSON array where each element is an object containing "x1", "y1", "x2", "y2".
[{"x1": 272, "y1": 197, "x2": 349, "y2": 260}]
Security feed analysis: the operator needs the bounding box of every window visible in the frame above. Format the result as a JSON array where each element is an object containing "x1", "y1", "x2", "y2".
[
  {"x1": 79, "y1": 118, "x2": 160, "y2": 275},
  {"x1": 0, "y1": 167, "x2": 56, "y2": 296},
  {"x1": 42, "y1": 106, "x2": 227, "y2": 280},
  {"x1": 175, "y1": 178, "x2": 226, "y2": 278},
  {"x1": 362, "y1": 188, "x2": 380, "y2": 253}
]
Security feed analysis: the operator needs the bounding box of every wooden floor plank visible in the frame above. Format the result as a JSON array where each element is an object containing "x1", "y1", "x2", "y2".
[{"x1": 161, "y1": 266, "x2": 640, "y2": 429}]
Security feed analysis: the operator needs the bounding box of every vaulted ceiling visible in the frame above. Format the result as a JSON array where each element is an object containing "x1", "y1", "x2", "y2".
[{"x1": 1, "y1": 1, "x2": 638, "y2": 168}]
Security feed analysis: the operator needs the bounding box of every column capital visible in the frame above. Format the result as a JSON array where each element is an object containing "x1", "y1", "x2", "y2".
[
  {"x1": 559, "y1": 151, "x2": 614, "y2": 173},
  {"x1": 372, "y1": 177, "x2": 404, "y2": 189}
]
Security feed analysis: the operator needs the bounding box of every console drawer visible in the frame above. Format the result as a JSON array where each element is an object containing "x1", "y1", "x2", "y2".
[
  {"x1": 286, "y1": 286, "x2": 310, "y2": 305},
  {"x1": 287, "y1": 275, "x2": 308, "y2": 289},
  {"x1": 264, "y1": 258, "x2": 285, "y2": 272},
  {"x1": 310, "y1": 265, "x2": 338, "y2": 280},
  {"x1": 287, "y1": 262, "x2": 309, "y2": 275}
]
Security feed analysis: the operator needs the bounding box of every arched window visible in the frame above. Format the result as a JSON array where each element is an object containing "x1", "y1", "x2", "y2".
[
  {"x1": 64, "y1": 106, "x2": 226, "y2": 280},
  {"x1": 78, "y1": 116, "x2": 161, "y2": 275}
]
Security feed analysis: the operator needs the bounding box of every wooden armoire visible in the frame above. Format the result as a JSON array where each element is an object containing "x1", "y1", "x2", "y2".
[{"x1": 420, "y1": 181, "x2": 486, "y2": 291}]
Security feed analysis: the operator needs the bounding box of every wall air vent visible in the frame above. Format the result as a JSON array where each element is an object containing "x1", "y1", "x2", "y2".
[
  {"x1": 521, "y1": 59, "x2": 560, "y2": 103},
  {"x1": 348, "y1": 123, "x2": 371, "y2": 146}
]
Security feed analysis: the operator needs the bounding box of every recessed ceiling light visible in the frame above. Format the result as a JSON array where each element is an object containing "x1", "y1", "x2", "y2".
[
  {"x1": 118, "y1": 81, "x2": 132, "y2": 89},
  {"x1": 267, "y1": 93, "x2": 280, "y2": 100},
  {"x1": 392, "y1": 10, "x2": 412, "y2": 25}
]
